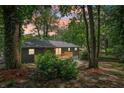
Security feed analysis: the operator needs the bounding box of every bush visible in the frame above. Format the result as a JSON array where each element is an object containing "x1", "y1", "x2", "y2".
[
  {"x1": 58, "y1": 59, "x2": 78, "y2": 80},
  {"x1": 106, "y1": 48, "x2": 114, "y2": 55},
  {"x1": 36, "y1": 51, "x2": 58, "y2": 80},
  {"x1": 36, "y1": 50, "x2": 78, "y2": 80},
  {"x1": 113, "y1": 45, "x2": 124, "y2": 62},
  {"x1": 79, "y1": 50, "x2": 88, "y2": 60}
]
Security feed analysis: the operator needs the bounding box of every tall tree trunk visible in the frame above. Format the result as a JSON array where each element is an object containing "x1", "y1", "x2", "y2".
[
  {"x1": 82, "y1": 6, "x2": 91, "y2": 63},
  {"x1": 3, "y1": 6, "x2": 21, "y2": 69},
  {"x1": 96, "y1": 5, "x2": 100, "y2": 58},
  {"x1": 33, "y1": 19, "x2": 41, "y2": 39},
  {"x1": 35, "y1": 24, "x2": 41, "y2": 39},
  {"x1": 41, "y1": 6, "x2": 50, "y2": 39},
  {"x1": 87, "y1": 5, "x2": 98, "y2": 68},
  {"x1": 45, "y1": 22, "x2": 49, "y2": 37},
  {"x1": 43, "y1": 21, "x2": 46, "y2": 38},
  {"x1": 43, "y1": 21, "x2": 49, "y2": 38}
]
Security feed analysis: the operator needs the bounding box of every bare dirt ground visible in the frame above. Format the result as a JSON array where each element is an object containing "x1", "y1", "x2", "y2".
[{"x1": 0, "y1": 60, "x2": 124, "y2": 88}]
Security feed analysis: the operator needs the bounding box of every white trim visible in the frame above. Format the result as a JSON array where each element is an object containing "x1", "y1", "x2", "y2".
[
  {"x1": 29, "y1": 49, "x2": 35, "y2": 55},
  {"x1": 55, "y1": 48, "x2": 61, "y2": 55},
  {"x1": 74, "y1": 48, "x2": 78, "y2": 51}
]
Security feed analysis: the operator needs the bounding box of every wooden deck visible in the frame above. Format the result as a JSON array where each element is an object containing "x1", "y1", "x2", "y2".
[{"x1": 58, "y1": 51, "x2": 73, "y2": 59}]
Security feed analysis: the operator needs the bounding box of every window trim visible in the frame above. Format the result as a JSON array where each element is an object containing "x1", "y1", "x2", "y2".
[
  {"x1": 29, "y1": 49, "x2": 35, "y2": 55},
  {"x1": 55, "y1": 48, "x2": 61, "y2": 55},
  {"x1": 68, "y1": 48, "x2": 71, "y2": 51},
  {"x1": 74, "y1": 48, "x2": 78, "y2": 51}
]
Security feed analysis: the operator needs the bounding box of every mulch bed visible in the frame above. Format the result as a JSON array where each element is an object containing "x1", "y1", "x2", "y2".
[{"x1": 1, "y1": 61, "x2": 124, "y2": 88}]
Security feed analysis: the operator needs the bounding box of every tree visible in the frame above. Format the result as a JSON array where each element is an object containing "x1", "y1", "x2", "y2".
[
  {"x1": 82, "y1": 5, "x2": 91, "y2": 63},
  {"x1": 87, "y1": 5, "x2": 98, "y2": 68},
  {"x1": 82, "y1": 5, "x2": 98, "y2": 68},
  {"x1": 105, "y1": 6, "x2": 124, "y2": 62},
  {"x1": 31, "y1": 5, "x2": 56, "y2": 39},
  {"x1": 60, "y1": 18, "x2": 85, "y2": 46},
  {"x1": 2, "y1": 6, "x2": 21, "y2": 69},
  {"x1": 59, "y1": 5, "x2": 98, "y2": 68},
  {"x1": 2, "y1": 5, "x2": 35, "y2": 69},
  {"x1": 0, "y1": 9, "x2": 4, "y2": 56},
  {"x1": 96, "y1": 5, "x2": 100, "y2": 58}
]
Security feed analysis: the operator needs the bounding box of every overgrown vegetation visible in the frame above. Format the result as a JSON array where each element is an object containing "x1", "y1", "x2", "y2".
[
  {"x1": 79, "y1": 49, "x2": 88, "y2": 60},
  {"x1": 1, "y1": 5, "x2": 124, "y2": 88},
  {"x1": 35, "y1": 51, "x2": 78, "y2": 80}
]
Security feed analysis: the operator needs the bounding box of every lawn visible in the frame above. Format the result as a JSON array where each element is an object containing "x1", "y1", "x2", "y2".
[{"x1": 0, "y1": 60, "x2": 124, "y2": 88}]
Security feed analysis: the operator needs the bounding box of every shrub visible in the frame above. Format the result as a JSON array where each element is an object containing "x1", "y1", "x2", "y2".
[
  {"x1": 58, "y1": 58, "x2": 78, "y2": 80},
  {"x1": 113, "y1": 45, "x2": 124, "y2": 62},
  {"x1": 118, "y1": 55, "x2": 124, "y2": 63},
  {"x1": 36, "y1": 50, "x2": 58, "y2": 80},
  {"x1": 35, "y1": 50, "x2": 78, "y2": 80},
  {"x1": 79, "y1": 50, "x2": 88, "y2": 60},
  {"x1": 106, "y1": 48, "x2": 114, "y2": 55}
]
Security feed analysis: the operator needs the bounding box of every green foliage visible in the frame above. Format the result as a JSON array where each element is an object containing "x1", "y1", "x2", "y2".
[
  {"x1": 36, "y1": 51, "x2": 58, "y2": 80},
  {"x1": 60, "y1": 19, "x2": 85, "y2": 46},
  {"x1": 105, "y1": 6, "x2": 124, "y2": 62},
  {"x1": 17, "y1": 6, "x2": 36, "y2": 23},
  {"x1": 106, "y1": 48, "x2": 114, "y2": 55},
  {"x1": 79, "y1": 49, "x2": 88, "y2": 60},
  {"x1": 36, "y1": 50, "x2": 78, "y2": 80},
  {"x1": 58, "y1": 58, "x2": 78, "y2": 80},
  {"x1": 113, "y1": 45, "x2": 124, "y2": 62},
  {"x1": 59, "y1": 6, "x2": 73, "y2": 17}
]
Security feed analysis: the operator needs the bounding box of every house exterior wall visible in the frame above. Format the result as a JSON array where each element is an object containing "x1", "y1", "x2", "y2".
[
  {"x1": 61, "y1": 47, "x2": 79, "y2": 59},
  {"x1": 61, "y1": 48, "x2": 78, "y2": 56},
  {"x1": 21, "y1": 48, "x2": 34, "y2": 63},
  {"x1": 21, "y1": 48, "x2": 55, "y2": 63},
  {"x1": 21, "y1": 47, "x2": 79, "y2": 63}
]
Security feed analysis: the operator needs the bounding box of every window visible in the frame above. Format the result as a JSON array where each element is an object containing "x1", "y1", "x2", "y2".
[
  {"x1": 29, "y1": 49, "x2": 35, "y2": 55},
  {"x1": 68, "y1": 48, "x2": 70, "y2": 51},
  {"x1": 74, "y1": 48, "x2": 78, "y2": 51},
  {"x1": 55, "y1": 48, "x2": 61, "y2": 55}
]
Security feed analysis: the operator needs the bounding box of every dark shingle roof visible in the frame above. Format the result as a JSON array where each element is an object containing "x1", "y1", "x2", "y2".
[{"x1": 22, "y1": 39, "x2": 79, "y2": 48}]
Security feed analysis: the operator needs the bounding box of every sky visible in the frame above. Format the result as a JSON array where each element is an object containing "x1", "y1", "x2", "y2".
[{"x1": 23, "y1": 18, "x2": 70, "y2": 36}]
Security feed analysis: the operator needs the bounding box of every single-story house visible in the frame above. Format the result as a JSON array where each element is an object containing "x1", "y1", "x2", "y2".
[{"x1": 21, "y1": 39, "x2": 80, "y2": 63}]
